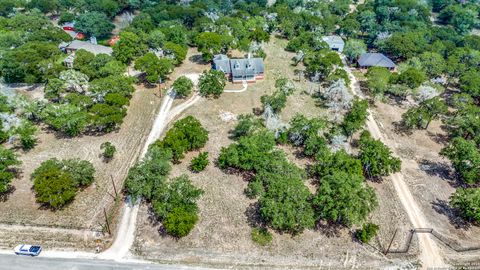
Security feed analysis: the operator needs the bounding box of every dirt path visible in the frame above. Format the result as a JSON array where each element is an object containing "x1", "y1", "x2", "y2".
[{"x1": 342, "y1": 57, "x2": 446, "y2": 269}]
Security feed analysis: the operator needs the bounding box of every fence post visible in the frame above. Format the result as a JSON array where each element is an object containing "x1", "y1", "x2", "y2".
[
  {"x1": 103, "y1": 207, "x2": 111, "y2": 235},
  {"x1": 385, "y1": 229, "x2": 398, "y2": 255},
  {"x1": 110, "y1": 175, "x2": 118, "y2": 198}
]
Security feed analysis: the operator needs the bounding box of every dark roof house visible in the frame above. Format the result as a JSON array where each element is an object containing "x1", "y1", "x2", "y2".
[
  {"x1": 59, "y1": 40, "x2": 113, "y2": 55},
  {"x1": 212, "y1": 54, "x2": 231, "y2": 74},
  {"x1": 358, "y1": 53, "x2": 396, "y2": 69}
]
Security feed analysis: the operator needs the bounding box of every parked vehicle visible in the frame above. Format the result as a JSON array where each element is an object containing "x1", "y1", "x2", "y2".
[{"x1": 14, "y1": 244, "x2": 42, "y2": 256}]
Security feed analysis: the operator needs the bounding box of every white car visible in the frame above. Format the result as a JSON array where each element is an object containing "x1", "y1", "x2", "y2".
[{"x1": 14, "y1": 244, "x2": 42, "y2": 256}]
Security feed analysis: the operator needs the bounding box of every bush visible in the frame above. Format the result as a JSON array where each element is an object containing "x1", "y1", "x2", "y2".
[
  {"x1": 0, "y1": 146, "x2": 20, "y2": 194},
  {"x1": 355, "y1": 223, "x2": 379, "y2": 243},
  {"x1": 173, "y1": 76, "x2": 194, "y2": 98},
  {"x1": 450, "y1": 188, "x2": 480, "y2": 223},
  {"x1": 14, "y1": 121, "x2": 37, "y2": 150},
  {"x1": 190, "y1": 152, "x2": 209, "y2": 172},
  {"x1": 251, "y1": 227, "x2": 273, "y2": 246},
  {"x1": 198, "y1": 70, "x2": 226, "y2": 98},
  {"x1": 163, "y1": 207, "x2": 199, "y2": 238},
  {"x1": 31, "y1": 158, "x2": 95, "y2": 208},
  {"x1": 100, "y1": 142, "x2": 116, "y2": 161},
  {"x1": 155, "y1": 116, "x2": 209, "y2": 162}
]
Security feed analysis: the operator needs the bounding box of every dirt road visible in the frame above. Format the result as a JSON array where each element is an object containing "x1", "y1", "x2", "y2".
[{"x1": 342, "y1": 58, "x2": 446, "y2": 269}]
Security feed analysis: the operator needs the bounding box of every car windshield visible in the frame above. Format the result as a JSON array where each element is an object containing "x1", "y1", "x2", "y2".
[{"x1": 29, "y1": 246, "x2": 40, "y2": 253}]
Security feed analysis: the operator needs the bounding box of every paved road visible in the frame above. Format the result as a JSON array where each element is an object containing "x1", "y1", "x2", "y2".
[{"x1": 0, "y1": 254, "x2": 211, "y2": 270}]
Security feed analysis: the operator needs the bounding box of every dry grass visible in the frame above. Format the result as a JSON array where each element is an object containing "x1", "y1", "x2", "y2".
[{"x1": 133, "y1": 37, "x2": 415, "y2": 269}]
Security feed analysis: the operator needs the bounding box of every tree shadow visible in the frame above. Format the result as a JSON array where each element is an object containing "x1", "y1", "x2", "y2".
[
  {"x1": 431, "y1": 199, "x2": 471, "y2": 230},
  {"x1": 0, "y1": 186, "x2": 16, "y2": 202},
  {"x1": 188, "y1": 54, "x2": 208, "y2": 65},
  {"x1": 244, "y1": 202, "x2": 265, "y2": 228},
  {"x1": 392, "y1": 121, "x2": 413, "y2": 136},
  {"x1": 418, "y1": 159, "x2": 458, "y2": 187},
  {"x1": 315, "y1": 220, "x2": 343, "y2": 238},
  {"x1": 426, "y1": 131, "x2": 449, "y2": 145}
]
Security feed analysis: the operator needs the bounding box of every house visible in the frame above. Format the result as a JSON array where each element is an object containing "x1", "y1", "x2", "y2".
[
  {"x1": 212, "y1": 54, "x2": 264, "y2": 83},
  {"x1": 322, "y1": 35, "x2": 345, "y2": 52},
  {"x1": 59, "y1": 40, "x2": 113, "y2": 55},
  {"x1": 358, "y1": 53, "x2": 396, "y2": 70}
]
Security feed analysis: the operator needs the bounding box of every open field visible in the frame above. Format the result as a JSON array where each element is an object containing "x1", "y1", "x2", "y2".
[
  {"x1": 370, "y1": 100, "x2": 480, "y2": 264},
  {"x1": 0, "y1": 48, "x2": 207, "y2": 251},
  {"x1": 133, "y1": 37, "x2": 416, "y2": 269}
]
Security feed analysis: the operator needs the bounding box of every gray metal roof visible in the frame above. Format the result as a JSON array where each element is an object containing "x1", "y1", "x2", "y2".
[
  {"x1": 213, "y1": 54, "x2": 231, "y2": 74},
  {"x1": 358, "y1": 53, "x2": 395, "y2": 68},
  {"x1": 230, "y1": 58, "x2": 264, "y2": 78},
  {"x1": 61, "y1": 40, "x2": 113, "y2": 55},
  {"x1": 322, "y1": 35, "x2": 344, "y2": 46}
]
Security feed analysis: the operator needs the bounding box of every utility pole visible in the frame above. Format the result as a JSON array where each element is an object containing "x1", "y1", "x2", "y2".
[{"x1": 103, "y1": 208, "x2": 111, "y2": 235}]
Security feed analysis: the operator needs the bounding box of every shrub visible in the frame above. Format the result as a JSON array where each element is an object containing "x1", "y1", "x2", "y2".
[
  {"x1": 163, "y1": 207, "x2": 199, "y2": 238},
  {"x1": 355, "y1": 223, "x2": 379, "y2": 243},
  {"x1": 173, "y1": 76, "x2": 194, "y2": 98},
  {"x1": 198, "y1": 70, "x2": 226, "y2": 98},
  {"x1": 0, "y1": 146, "x2": 20, "y2": 194},
  {"x1": 190, "y1": 152, "x2": 209, "y2": 172},
  {"x1": 14, "y1": 121, "x2": 37, "y2": 150},
  {"x1": 251, "y1": 227, "x2": 273, "y2": 246},
  {"x1": 450, "y1": 188, "x2": 480, "y2": 223},
  {"x1": 101, "y1": 142, "x2": 116, "y2": 161}
]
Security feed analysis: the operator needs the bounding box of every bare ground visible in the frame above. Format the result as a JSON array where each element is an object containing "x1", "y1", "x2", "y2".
[
  {"x1": 133, "y1": 38, "x2": 415, "y2": 269},
  {"x1": 371, "y1": 100, "x2": 480, "y2": 264}
]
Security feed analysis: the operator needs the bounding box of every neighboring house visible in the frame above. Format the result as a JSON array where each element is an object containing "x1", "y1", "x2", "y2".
[
  {"x1": 212, "y1": 54, "x2": 264, "y2": 83},
  {"x1": 59, "y1": 40, "x2": 113, "y2": 55},
  {"x1": 62, "y1": 22, "x2": 75, "y2": 31},
  {"x1": 322, "y1": 35, "x2": 345, "y2": 52},
  {"x1": 358, "y1": 53, "x2": 396, "y2": 70},
  {"x1": 59, "y1": 40, "x2": 113, "y2": 68}
]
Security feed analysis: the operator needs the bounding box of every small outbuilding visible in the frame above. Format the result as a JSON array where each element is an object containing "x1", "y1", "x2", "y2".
[
  {"x1": 358, "y1": 53, "x2": 396, "y2": 70},
  {"x1": 322, "y1": 35, "x2": 345, "y2": 52}
]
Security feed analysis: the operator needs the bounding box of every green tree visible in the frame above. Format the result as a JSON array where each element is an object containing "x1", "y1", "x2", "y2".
[
  {"x1": 40, "y1": 103, "x2": 89, "y2": 136},
  {"x1": 402, "y1": 97, "x2": 447, "y2": 130},
  {"x1": 342, "y1": 98, "x2": 369, "y2": 137},
  {"x1": 163, "y1": 207, "x2": 199, "y2": 238},
  {"x1": 198, "y1": 70, "x2": 226, "y2": 98},
  {"x1": 100, "y1": 141, "x2": 116, "y2": 161},
  {"x1": 190, "y1": 152, "x2": 209, "y2": 172},
  {"x1": 163, "y1": 42, "x2": 187, "y2": 65},
  {"x1": 31, "y1": 160, "x2": 77, "y2": 209},
  {"x1": 195, "y1": 32, "x2": 232, "y2": 61},
  {"x1": 450, "y1": 188, "x2": 480, "y2": 223},
  {"x1": 355, "y1": 223, "x2": 379, "y2": 243},
  {"x1": 28, "y1": 0, "x2": 58, "y2": 13},
  {"x1": 14, "y1": 120, "x2": 37, "y2": 150},
  {"x1": 312, "y1": 171, "x2": 378, "y2": 226},
  {"x1": 439, "y1": 5, "x2": 478, "y2": 34},
  {"x1": 259, "y1": 177, "x2": 315, "y2": 233},
  {"x1": 366, "y1": 67, "x2": 391, "y2": 96},
  {"x1": 343, "y1": 39, "x2": 366, "y2": 63},
  {"x1": 231, "y1": 114, "x2": 263, "y2": 139},
  {"x1": 113, "y1": 31, "x2": 148, "y2": 64},
  {"x1": 147, "y1": 30, "x2": 165, "y2": 49},
  {"x1": 303, "y1": 50, "x2": 342, "y2": 80},
  {"x1": 441, "y1": 137, "x2": 480, "y2": 185},
  {"x1": 396, "y1": 68, "x2": 427, "y2": 89},
  {"x1": 459, "y1": 70, "x2": 480, "y2": 98},
  {"x1": 172, "y1": 76, "x2": 193, "y2": 98},
  {"x1": 75, "y1": 12, "x2": 114, "y2": 38},
  {"x1": 135, "y1": 52, "x2": 173, "y2": 84},
  {"x1": 311, "y1": 149, "x2": 363, "y2": 180},
  {"x1": 0, "y1": 146, "x2": 20, "y2": 193},
  {"x1": 418, "y1": 52, "x2": 446, "y2": 78},
  {"x1": 358, "y1": 131, "x2": 401, "y2": 178}
]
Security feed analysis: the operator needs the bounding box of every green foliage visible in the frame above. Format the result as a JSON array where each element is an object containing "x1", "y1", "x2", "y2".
[
  {"x1": 382, "y1": 31, "x2": 428, "y2": 60},
  {"x1": 441, "y1": 137, "x2": 480, "y2": 185},
  {"x1": 40, "y1": 103, "x2": 89, "y2": 136},
  {"x1": 155, "y1": 116, "x2": 209, "y2": 162},
  {"x1": 163, "y1": 42, "x2": 188, "y2": 65},
  {"x1": 459, "y1": 70, "x2": 480, "y2": 98},
  {"x1": 396, "y1": 68, "x2": 427, "y2": 89},
  {"x1": 172, "y1": 76, "x2": 194, "y2": 98},
  {"x1": 231, "y1": 114, "x2": 264, "y2": 140},
  {"x1": 355, "y1": 223, "x2": 379, "y2": 243},
  {"x1": 402, "y1": 97, "x2": 447, "y2": 130},
  {"x1": 75, "y1": 12, "x2": 114, "y2": 38},
  {"x1": 438, "y1": 4, "x2": 478, "y2": 34},
  {"x1": 163, "y1": 207, "x2": 199, "y2": 238},
  {"x1": 13, "y1": 121, "x2": 37, "y2": 150},
  {"x1": 259, "y1": 177, "x2": 315, "y2": 233},
  {"x1": 366, "y1": 67, "x2": 391, "y2": 96},
  {"x1": 312, "y1": 171, "x2": 378, "y2": 226},
  {"x1": 344, "y1": 39, "x2": 366, "y2": 63},
  {"x1": 342, "y1": 98, "x2": 369, "y2": 137},
  {"x1": 135, "y1": 52, "x2": 173, "y2": 84},
  {"x1": 31, "y1": 158, "x2": 94, "y2": 208},
  {"x1": 450, "y1": 188, "x2": 480, "y2": 224},
  {"x1": 190, "y1": 152, "x2": 209, "y2": 172},
  {"x1": 311, "y1": 149, "x2": 363, "y2": 180},
  {"x1": 198, "y1": 70, "x2": 227, "y2": 98},
  {"x1": 28, "y1": 0, "x2": 58, "y2": 13},
  {"x1": 0, "y1": 146, "x2": 20, "y2": 193},
  {"x1": 113, "y1": 31, "x2": 148, "y2": 64},
  {"x1": 304, "y1": 50, "x2": 342, "y2": 80},
  {"x1": 418, "y1": 52, "x2": 446, "y2": 78},
  {"x1": 251, "y1": 227, "x2": 273, "y2": 246},
  {"x1": 261, "y1": 91, "x2": 288, "y2": 114},
  {"x1": 358, "y1": 131, "x2": 401, "y2": 178},
  {"x1": 195, "y1": 32, "x2": 232, "y2": 61},
  {"x1": 100, "y1": 142, "x2": 116, "y2": 160},
  {"x1": 287, "y1": 114, "x2": 326, "y2": 149}
]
